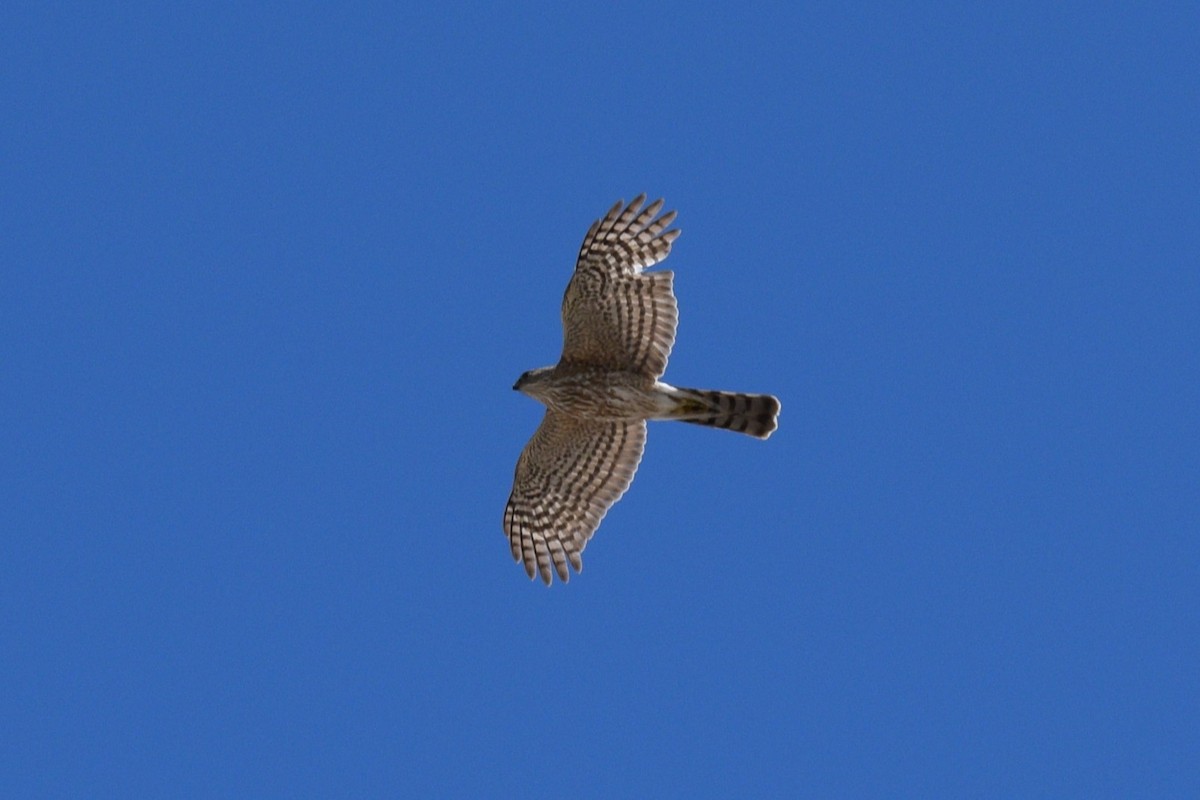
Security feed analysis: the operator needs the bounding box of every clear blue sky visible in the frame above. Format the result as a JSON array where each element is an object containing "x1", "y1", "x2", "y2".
[{"x1": 3, "y1": 3, "x2": 1197, "y2": 797}]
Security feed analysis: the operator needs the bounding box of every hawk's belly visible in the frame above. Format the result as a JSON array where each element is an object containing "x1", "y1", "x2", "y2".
[{"x1": 537, "y1": 375, "x2": 677, "y2": 420}]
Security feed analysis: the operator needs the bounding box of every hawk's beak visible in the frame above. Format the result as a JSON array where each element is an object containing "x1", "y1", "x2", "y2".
[{"x1": 512, "y1": 382, "x2": 520, "y2": 391}]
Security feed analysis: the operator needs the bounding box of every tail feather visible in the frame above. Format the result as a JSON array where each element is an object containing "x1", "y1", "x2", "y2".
[{"x1": 671, "y1": 388, "x2": 780, "y2": 439}]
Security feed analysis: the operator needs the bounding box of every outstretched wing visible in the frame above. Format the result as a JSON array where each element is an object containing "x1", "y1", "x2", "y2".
[
  {"x1": 504, "y1": 412, "x2": 647, "y2": 585},
  {"x1": 560, "y1": 195, "x2": 681, "y2": 378}
]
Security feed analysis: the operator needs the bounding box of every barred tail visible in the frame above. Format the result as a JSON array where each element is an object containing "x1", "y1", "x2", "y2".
[{"x1": 669, "y1": 387, "x2": 781, "y2": 439}]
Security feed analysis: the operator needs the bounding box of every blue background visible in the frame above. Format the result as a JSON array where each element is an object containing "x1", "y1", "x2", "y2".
[{"x1": 3, "y1": 3, "x2": 1197, "y2": 797}]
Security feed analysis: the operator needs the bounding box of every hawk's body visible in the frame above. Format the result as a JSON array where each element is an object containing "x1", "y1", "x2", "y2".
[
  {"x1": 516, "y1": 365, "x2": 675, "y2": 419},
  {"x1": 505, "y1": 195, "x2": 780, "y2": 585}
]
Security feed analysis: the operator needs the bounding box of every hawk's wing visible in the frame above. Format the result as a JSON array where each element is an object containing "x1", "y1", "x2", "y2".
[
  {"x1": 560, "y1": 195, "x2": 681, "y2": 379},
  {"x1": 504, "y1": 412, "x2": 647, "y2": 585}
]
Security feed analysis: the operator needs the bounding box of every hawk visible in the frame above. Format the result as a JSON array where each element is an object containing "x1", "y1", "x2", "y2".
[{"x1": 504, "y1": 195, "x2": 780, "y2": 585}]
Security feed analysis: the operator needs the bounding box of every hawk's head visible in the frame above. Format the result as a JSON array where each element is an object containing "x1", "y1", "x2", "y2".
[{"x1": 513, "y1": 366, "x2": 554, "y2": 394}]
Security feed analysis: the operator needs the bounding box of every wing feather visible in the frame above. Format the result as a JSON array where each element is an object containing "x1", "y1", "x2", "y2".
[
  {"x1": 560, "y1": 196, "x2": 680, "y2": 377},
  {"x1": 503, "y1": 412, "x2": 647, "y2": 585}
]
